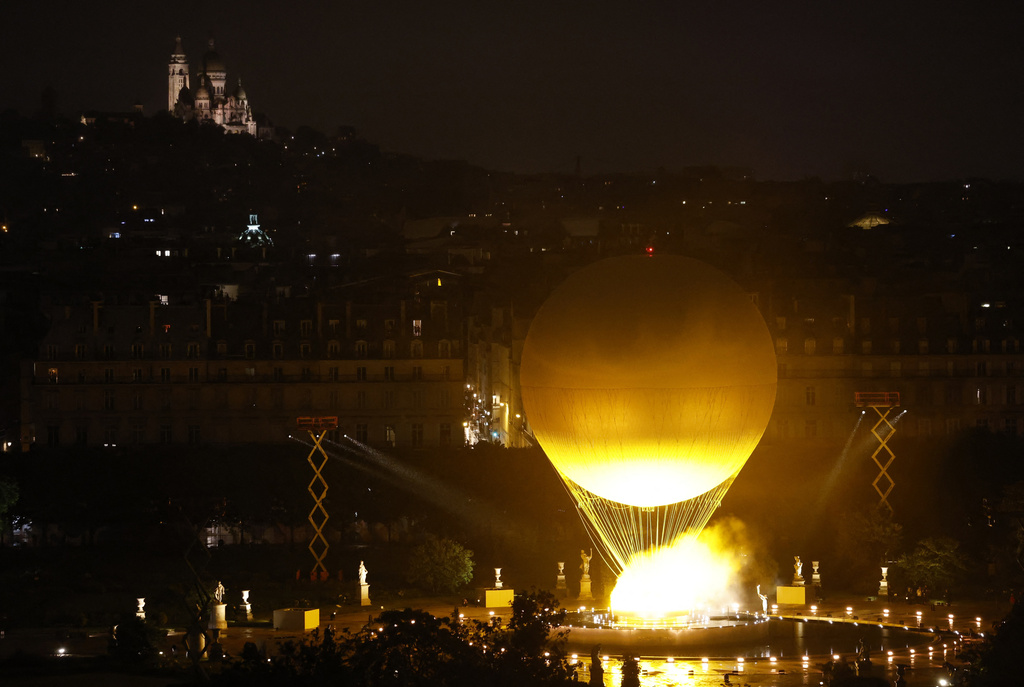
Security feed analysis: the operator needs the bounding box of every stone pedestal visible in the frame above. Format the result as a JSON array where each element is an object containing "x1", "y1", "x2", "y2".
[
  {"x1": 136, "y1": 597, "x2": 146, "y2": 621},
  {"x1": 777, "y1": 586, "x2": 806, "y2": 605},
  {"x1": 209, "y1": 603, "x2": 228, "y2": 631},
  {"x1": 273, "y1": 607, "x2": 319, "y2": 631},
  {"x1": 360, "y1": 582, "x2": 371, "y2": 607},
  {"x1": 579, "y1": 574, "x2": 594, "y2": 602},
  {"x1": 555, "y1": 562, "x2": 567, "y2": 597},
  {"x1": 878, "y1": 566, "x2": 889, "y2": 597},
  {"x1": 484, "y1": 588, "x2": 514, "y2": 608}
]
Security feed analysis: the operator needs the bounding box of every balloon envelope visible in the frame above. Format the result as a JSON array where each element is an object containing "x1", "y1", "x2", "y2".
[{"x1": 521, "y1": 256, "x2": 777, "y2": 507}]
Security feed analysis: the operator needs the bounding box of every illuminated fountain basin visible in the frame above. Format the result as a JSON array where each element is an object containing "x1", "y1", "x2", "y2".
[{"x1": 563, "y1": 611, "x2": 938, "y2": 658}]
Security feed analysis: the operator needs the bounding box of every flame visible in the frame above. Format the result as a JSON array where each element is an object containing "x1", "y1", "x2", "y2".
[{"x1": 610, "y1": 525, "x2": 745, "y2": 619}]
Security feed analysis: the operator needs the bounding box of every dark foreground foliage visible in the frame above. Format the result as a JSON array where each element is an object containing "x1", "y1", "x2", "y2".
[
  {"x1": 207, "y1": 590, "x2": 576, "y2": 686},
  {"x1": 959, "y1": 599, "x2": 1024, "y2": 687}
]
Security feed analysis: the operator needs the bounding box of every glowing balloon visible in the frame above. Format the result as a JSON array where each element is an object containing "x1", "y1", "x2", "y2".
[{"x1": 521, "y1": 255, "x2": 776, "y2": 508}]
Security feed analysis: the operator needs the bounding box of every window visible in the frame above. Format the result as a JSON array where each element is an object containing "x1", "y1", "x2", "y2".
[
  {"x1": 947, "y1": 338, "x2": 958, "y2": 354},
  {"x1": 104, "y1": 368, "x2": 114, "y2": 383},
  {"x1": 130, "y1": 343, "x2": 143, "y2": 359},
  {"x1": 104, "y1": 344, "x2": 115, "y2": 359},
  {"x1": 890, "y1": 340, "x2": 901, "y2": 354},
  {"x1": 329, "y1": 390, "x2": 339, "y2": 409},
  {"x1": 187, "y1": 389, "x2": 198, "y2": 410},
  {"x1": 46, "y1": 344, "x2": 58, "y2": 360},
  {"x1": 160, "y1": 425, "x2": 173, "y2": 444},
  {"x1": 217, "y1": 341, "x2": 227, "y2": 355},
  {"x1": 187, "y1": 425, "x2": 201, "y2": 445},
  {"x1": 1007, "y1": 385, "x2": 1017, "y2": 406},
  {"x1": 328, "y1": 319, "x2": 340, "y2": 334},
  {"x1": 384, "y1": 319, "x2": 395, "y2": 336},
  {"x1": 160, "y1": 343, "x2": 172, "y2": 358},
  {"x1": 411, "y1": 423, "x2": 424, "y2": 448},
  {"x1": 273, "y1": 367, "x2": 284, "y2": 381},
  {"x1": 805, "y1": 386, "x2": 816, "y2": 406},
  {"x1": 861, "y1": 340, "x2": 872, "y2": 354},
  {"x1": 356, "y1": 423, "x2": 368, "y2": 443},
  {"x1": 918, "y1": 339, "x2": 929, "y2": 354},
  {"x1": 132, "y1": 424, "x2": 145, "y2": 444},
  {"x1": 272, "y1": 343, "x2": 283, "y2": 359},
  {"x1": 245, "y1": 343, "x2": 256, "y2": 359},
  {"x1": 775, "y1": 338, "x2": 787, "y2": 354},
  {"x1": 160, "y1": 367, "x2": 171, "y2": 382},
  {"x1": 385, "y1": 425, "x2": 396, "y2": 447},
  {"x1": 356, "y1": 341, "x2": 367, "y2": 357},
  {"x1": 160, "y1": 390, "x2": 172, "y2": 410},
  {"x1": 861, "y1": 362, "x2": 873, "y2": 378},
  {"x1": 805, "y1": 420, "x2": 817, "y2": 438},
  {"x1": 411, "y1": 340, "x2": 423, "y2": 358},
  {"x1": 412, "y1": 391, "x2": 423, "y2": 409},
  {"x1": 47, "y1": 425, "x2": 60, "y2": 447},
  {"x1": 356, "y1": 366, "x2": 367, "y2": 381},
  {"x1": 357, "y1": 391, "x2": 367, "y2": 409},
  {"x1": 132, "y1": 368, "x2": 143, "y2": 382},
  {"x1": 133, "y1": 392, "x2": 143, "y2": 410},
  {"x1": 860, "y1": 317, "x2": 871, "y2": 335},
  {"x1": 273, "y1": 320, "x2": 286, "y2": 335},
  {"x1": 412, "y1": 366, "x2": 423, "y2": 380},
  {"x1": 890, "y1": 362, "x2": 902, "y2": 378},
  {"x1": 103, "y1": 427, "x2": 117, "y2": 446},
  {"x1": 271, "y1": 389, "x2": 283, "y2": 409},
  {"x1": 945, "y1": 384, "x2": 959, "y2": 405},
  {"x1": 383, "y1": 390, "x2": 395, "y2": 409},
  {"x1": 188, "y1": 367, "x2": 200, "y2": 382},
  {"x1": 976, "y1": 386, "x2": 988, "y2": 405},
  {"x1": 383, "y1": 340, "x2": 395, "y2": 359},
  {"x1": 300, "y1": 343, "x2": 311, "y2": 359},
  {"x1": 1006, "y1": 418, "x2": 1018, "y2": 435},
  {"x1": 440, "y1": 388, "x2": 450, "y2": 408},
  {"x1": 75, "y1": 344, "x2": 87, "y2": 360},
  {"x1": 946, "y1": 418, "x2": 960, "y2": 434},
  {"x1": 918, "y1": 361, "x2": 930, "y2": 377},
  {"x1": 384, "y1": 366, "x2": 395, "y2": 381},
  {"x1": 356, "y1": 318, "x2": 367, "y2": 331},
  {"x1": 439, "y1": 423, "x2": 451, "y2": 447},
  {"x1": 776, "y1": 317, "x2": 787, "y2": 330},
  {"x1": 442, "y1": 365, "x2": 450, "y2": 380},
  {"x1": 187, "y1": 343, "x2": 200, "y2": 359},
  {"x1": 439, "y1": 340, "x2": 451, "y2": 358},
  {"x1": 804, "y1": 338, "x2": 816, "y2": 355},
  {"x1": 75, "y1": 425, "x2": 88, "y2": 445},
  {"x1": 412, "y1": 319, "x2": 423, "y2": 337},
  {"x1": 301, "y1": 320, "x2": 312, "y2": 337},
  {"x1": 328, "y1": 341, "x2": 340, "y2": 358},
  {"x1": 218, "y1": 367, "x2": 228, "y2": 382},
  {"x1": 103, "y1": 389, "x2": 115, "y2": 411},
  {"x1": 976, "y1": 362, "x2": 988, "y2": 377},
  {"x1": 328, "y1": 366, "x2": 339, "y2": 381},
  {"x1": 832, "y1": 337, "x2": 844, "y2": 354}
]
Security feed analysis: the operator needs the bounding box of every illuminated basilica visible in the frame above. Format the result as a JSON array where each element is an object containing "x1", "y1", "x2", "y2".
[{"x1": 168, "y1": 36, "x2": 257, "y2": 135}]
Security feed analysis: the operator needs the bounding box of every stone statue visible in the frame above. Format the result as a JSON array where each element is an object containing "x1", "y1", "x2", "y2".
[
  {"x1": 757, "y1": 584, "x2": 768, "y2": 615},
  {"x1": 580, "y1": 549, "x2": 592, "y2": 576},
  {"x1": 359, "y1": 561, "x2": 368, "y2": 586},
  {"x1": 214, "y1": 581, "x2": 225, "y2": 604},
  {"x1": 558, "y1": 561, "x2": 565, "y2": 575},
  {"x1": 241, "y1": 590, "x2": 250, "y2": 604},
  {"x1": 794, "y1": 556, "x2": 803, "y2": 579}
]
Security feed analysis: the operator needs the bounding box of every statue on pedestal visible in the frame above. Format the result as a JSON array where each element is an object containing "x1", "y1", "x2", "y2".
[
  {"x1": 580, "y1": 549, "x2": 592, "y2": 577},
  {"x1": 794, "y1": 556, "x2": 803, "y2": 578},
  {"x1": 494, "y1": 568, "x2": 502, "y2": 589},
  {"x1": 757, "y1": 584, "x2": 768, "y2": 615},
  {"x1": 358, "y1": 561, "x2": 368, "y2": 586},
  {"x1": 558, "y1": 561, "x2": 565, "y2": 575},
  {"x1": 214, "y1": 581, "x2": 225, "y2": 604}
]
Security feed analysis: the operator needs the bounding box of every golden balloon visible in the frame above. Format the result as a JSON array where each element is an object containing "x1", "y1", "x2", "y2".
[{"x1": 521, "y1": 255, "x2": 776, "y2": 508}]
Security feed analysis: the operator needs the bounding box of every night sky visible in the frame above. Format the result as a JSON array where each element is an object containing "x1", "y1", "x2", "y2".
[{"x1": 3, "y1": 1, "x2": 1023, "y2": 181}]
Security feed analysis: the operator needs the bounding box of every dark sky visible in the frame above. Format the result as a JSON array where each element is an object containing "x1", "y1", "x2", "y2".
[{"x1": 3, "y1": 1, "x2": 1023, "y2": 181}]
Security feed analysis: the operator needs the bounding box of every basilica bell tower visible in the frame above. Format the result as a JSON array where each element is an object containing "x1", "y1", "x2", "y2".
[{"x1": 168, "y1": 36, "x2": 189, "y2": 111}]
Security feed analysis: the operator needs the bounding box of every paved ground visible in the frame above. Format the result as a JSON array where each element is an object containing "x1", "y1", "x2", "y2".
[{"x1": 1, "y1": 591, "x2": 1010, "y2": 686}]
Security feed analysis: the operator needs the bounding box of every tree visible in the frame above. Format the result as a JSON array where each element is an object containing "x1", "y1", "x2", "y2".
[
  {"x1": 896, "y1": 536, "x2": 967, "y2": 591},
  {"x1": 960, "y1": 600, "x2": 1024, "y2": 687},
  {"x1": 406, "y1": 537, "x2": 474, "y2": 594},
  {"x1": 0, "y1": 477, "x2": 17, "y2": 544}
]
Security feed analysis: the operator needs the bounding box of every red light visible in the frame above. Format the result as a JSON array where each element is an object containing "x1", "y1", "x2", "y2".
[{"x1": 645, "y1": 246, "x2": 654, "y2": 255}]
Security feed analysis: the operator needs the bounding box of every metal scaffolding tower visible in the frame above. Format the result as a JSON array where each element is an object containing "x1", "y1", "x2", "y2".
[
  {"x1": 297, "y1": 416, "x2": 338, "y2": 576},
  {"x1": 854, "y1": 392, "x2": 901, "y2": 515}
]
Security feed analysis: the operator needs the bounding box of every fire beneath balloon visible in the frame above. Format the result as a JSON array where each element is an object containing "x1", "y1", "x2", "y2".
[{"x1": 610, "y1": 531, "x2": 744, "y2": 621}]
